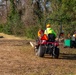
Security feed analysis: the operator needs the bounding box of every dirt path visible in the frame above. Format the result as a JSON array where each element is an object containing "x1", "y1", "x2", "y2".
[{"x1": 0, "y1": 33, "x2": 76, "y2": 75}]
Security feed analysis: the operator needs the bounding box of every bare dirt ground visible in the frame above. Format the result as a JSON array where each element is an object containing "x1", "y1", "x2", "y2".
[{"x1": 0, "y1": 33, "x2": 76, "y2": 75}]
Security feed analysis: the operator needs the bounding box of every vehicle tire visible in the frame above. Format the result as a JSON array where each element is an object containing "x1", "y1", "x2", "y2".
[
  {"x1": 52, "y1": 47, "x2": 60, "y2": 59},
  {"x1": 37, "y1": 45, "x2": 45, "y2": 57}
]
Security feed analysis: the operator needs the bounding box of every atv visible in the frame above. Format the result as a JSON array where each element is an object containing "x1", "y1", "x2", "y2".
[
  {"x1": 35, "y1": 34, "x2": 60, "y2": 58},
  {"x1": 34, "y1": 18, "x2": 61, "y2": 58}
]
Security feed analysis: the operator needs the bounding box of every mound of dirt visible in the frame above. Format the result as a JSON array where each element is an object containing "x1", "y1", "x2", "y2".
[{"x1": 0, "y1": 33, "x2": 23, "y2": 40}]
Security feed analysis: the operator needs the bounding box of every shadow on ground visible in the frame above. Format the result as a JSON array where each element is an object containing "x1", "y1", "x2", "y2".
[
  {"x1": 59, "y1": 53, "x2": 76, "y2": 60},
  {"x1": 39, "y1": 53, "x2": 76, "y2": 60}
]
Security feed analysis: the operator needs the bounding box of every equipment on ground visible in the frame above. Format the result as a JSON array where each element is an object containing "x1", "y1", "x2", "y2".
[{"x1": 64, "y1": 39, "x2": 76, "y2": 48}]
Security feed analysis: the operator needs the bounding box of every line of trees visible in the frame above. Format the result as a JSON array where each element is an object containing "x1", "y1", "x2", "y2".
[
  {"x1": 0, "y1": 0, "x2": 76, "y2": 39},
  {"x1": 32, "y1": 0, "x2": 76, "y2": 37},
  {"x1": 50, "y1": 0, "x2": 76, "y2": 35}
]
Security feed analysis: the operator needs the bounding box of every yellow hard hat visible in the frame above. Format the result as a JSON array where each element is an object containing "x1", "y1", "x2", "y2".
[{"x1": 46, "y1": 24, "x2": 51, "y2": 28}]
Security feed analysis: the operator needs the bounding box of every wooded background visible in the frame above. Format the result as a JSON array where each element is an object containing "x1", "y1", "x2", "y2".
[{"x1": 0, "y1": 0, "x2": 76, "y2": 39}]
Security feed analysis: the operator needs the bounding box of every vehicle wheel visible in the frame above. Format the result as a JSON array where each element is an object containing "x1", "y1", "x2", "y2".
[
  {"x1": 37, "y1": 45, "x2": 45, "y2": 57},
  {"x1": 52, "y1": 47, "x2": 60, "y2": 59}
]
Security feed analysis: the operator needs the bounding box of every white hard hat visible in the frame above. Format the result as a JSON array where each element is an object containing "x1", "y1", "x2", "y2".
[{"x1": 73, "y1": 34, "x2": 75, "y2": 37}]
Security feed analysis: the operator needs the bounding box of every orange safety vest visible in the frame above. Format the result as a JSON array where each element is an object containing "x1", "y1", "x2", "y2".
[{"x1": 41, "y1": 34, "x2": 48, "y2": 40}]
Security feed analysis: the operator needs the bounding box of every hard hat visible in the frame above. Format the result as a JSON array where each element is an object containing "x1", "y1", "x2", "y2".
[
  {"x1": 46, "y1": 24, "x2": 51, "y2": 28},
  {"x1": 73, "y1": 34, "x2": 75, "y2": 37}
]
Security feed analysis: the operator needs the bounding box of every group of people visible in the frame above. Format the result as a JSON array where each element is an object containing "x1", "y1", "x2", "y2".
[
  {"x1": 35, "y1": 23, "x2": 56, "y2": 49},
  {"x1": 36, "y1": 24, "x2": 76, "y2": 48},
  {"x1": 37, "y1": 24, "x2": 56, "y2": 42}
]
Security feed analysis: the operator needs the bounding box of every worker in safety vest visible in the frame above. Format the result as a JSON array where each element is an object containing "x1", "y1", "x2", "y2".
[
  {"x1": 38, "y1": 27, "x2": 48, "y2": 40},
  {"x1": 44, "y1": 24, "x2": 56, "y2": 41},
  {"x1": 35, "y1": 28, "x2": 44, "y2": 50}
]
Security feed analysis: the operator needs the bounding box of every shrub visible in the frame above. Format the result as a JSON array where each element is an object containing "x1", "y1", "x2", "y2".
[
  {"x1": 0, "y1": 24, "x2": 4, "y2": 32},
  {"x1": 25, "y1": 25, "x2": 40, "y2": 39}
]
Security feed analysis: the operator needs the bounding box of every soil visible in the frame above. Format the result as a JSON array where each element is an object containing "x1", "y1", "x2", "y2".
[{"x1": 0, "y1": 33, "x2": 76, "y2": 75}]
